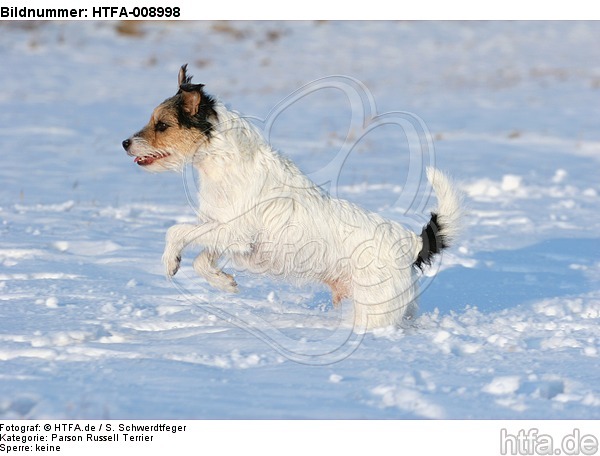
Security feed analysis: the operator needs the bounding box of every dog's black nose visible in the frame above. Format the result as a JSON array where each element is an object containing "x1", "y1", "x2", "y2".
[{"x1": 122, "y1": 139, "x2": 131, "y2": 151}]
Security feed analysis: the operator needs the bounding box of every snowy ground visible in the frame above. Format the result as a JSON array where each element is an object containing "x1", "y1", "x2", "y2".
[{"x1": 0, "y1": 21, "x2": 599, "y2": 419}]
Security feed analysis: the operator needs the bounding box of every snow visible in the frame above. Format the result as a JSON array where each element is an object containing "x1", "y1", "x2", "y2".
[{"x1": 1, "y1": 21, "x2": 599, "y2": 419}]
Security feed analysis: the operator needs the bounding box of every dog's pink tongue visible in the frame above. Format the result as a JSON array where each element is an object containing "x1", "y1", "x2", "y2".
[{"x1": 135, "y1": 156, "x2": 155, "y2": 166}]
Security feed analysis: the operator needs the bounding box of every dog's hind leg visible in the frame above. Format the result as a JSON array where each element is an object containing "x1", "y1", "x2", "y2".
[
  {"x1": 325, "y1": 278, "x2": 351, "y2": 308},
  {"x1": 193, "y1": 250, "x2": 239, "y2": 293}
]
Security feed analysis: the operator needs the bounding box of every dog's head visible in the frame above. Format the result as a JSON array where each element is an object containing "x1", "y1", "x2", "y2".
[{"x1": 122, "y1": 64, "x2": 217, "y2": 172}]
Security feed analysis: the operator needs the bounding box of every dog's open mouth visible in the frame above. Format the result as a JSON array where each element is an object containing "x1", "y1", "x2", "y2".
[{"x1": 134, "y1": 153, "x2": 170, "y2": 166}]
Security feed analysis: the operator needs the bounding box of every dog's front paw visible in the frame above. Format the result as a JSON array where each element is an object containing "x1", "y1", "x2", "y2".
[
  {"x1": 163, "y1": 253, "x2": 182, "y2": 278},
  {"x1": 222, "y1": 272, "x2": 239, "y2": 294},
  {"x1": 208, "y1": 271, "x2": 239, "y2": 294}
]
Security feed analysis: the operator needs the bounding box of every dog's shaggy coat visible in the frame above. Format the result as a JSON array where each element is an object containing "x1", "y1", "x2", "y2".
[{"x1": 123, "y1": 65, "x2": 462, "y2": 331}]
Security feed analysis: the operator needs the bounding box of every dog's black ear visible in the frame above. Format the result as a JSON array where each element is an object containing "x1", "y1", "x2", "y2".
[
  {"x1": 180, "y1": 83, "x2": 206, "y2": 116},
  {"x1": 178, "y1": 64, "x2": 192, "y2": 87}
]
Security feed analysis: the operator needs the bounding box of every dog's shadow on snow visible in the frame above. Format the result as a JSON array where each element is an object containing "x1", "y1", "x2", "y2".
[{"x1": 419, "y1": 237, "x2": 598, "y2": 315}]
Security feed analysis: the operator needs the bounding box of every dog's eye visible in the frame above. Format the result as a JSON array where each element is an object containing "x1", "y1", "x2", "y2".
[{"x1": 155, "y1": 121, "x2": 169, "y2": 132}]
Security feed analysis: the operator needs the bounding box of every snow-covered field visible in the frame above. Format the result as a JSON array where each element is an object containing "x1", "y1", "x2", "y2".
[{"x1": 1, "y1": 21, "x2": 599, "y2": 419}]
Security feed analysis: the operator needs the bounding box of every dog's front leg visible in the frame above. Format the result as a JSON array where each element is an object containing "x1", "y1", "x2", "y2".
[
  {"x1": 162, "y1": 223, "x2": 195, "y2": 277},
  {"x1": 162, "y1": 222, "x2": 250, "y2": 287},
  {"x1": 192, "y1": 250, "x2": 239, "y2": 293},
  {"x1": 162, "y1": 223, "x2": 201, "y2": 277}
]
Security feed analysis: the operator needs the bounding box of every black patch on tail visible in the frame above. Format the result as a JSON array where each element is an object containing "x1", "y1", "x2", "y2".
[{"x1": 414, "y1": 212, "x2": 449, "y2": 270}]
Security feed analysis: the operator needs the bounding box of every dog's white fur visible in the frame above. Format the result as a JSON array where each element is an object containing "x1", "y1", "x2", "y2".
[{"x1": 157, "y1": 102, "x2": 462, "y2": 331}]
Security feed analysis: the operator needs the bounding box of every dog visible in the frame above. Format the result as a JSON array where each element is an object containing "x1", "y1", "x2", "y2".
[{"x1": 122, "y1": 65, "x2": 462, "y2": 331}]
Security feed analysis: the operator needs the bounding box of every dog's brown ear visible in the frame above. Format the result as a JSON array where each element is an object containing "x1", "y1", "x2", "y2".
[
  {"x1": 178, "y1": 65, "x2": 206, "y2": 116},
  {"x1": 180, "y1": 83, "x2": 205, "y2": 116},
  {"x1": 178, "y1": 64, "x2": 191, "y2": 87}
]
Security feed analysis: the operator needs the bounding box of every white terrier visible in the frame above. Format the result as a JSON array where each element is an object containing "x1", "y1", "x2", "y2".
[{"x1": 122, "y1": 65, "x2": 462, "y2": 331}]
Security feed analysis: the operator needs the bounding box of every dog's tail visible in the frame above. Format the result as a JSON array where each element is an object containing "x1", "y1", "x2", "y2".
[{"x1": 414, "y1": 167, "x2": 463, "y2": 270}]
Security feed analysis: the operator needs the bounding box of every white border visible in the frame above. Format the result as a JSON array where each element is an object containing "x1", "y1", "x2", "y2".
[
  {"x1": 2, "y1": 420, "x2": 599, "y2": 456},
  {"x1": 2, "y1": 0, "x2": 599, "y2": 20}
]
